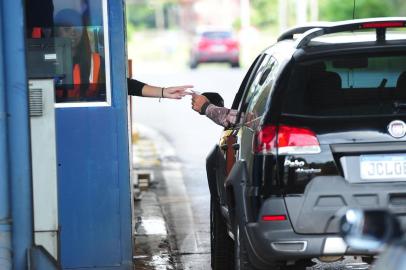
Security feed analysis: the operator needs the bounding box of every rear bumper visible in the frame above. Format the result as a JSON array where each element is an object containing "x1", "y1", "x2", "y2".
[
  {"x1": 285, "y1": 176, "x2": 406, "y2": 234},
  {"x1": 193, "y1": 51, "x2": 239, "y2": 63},
  {"x1": 225, "y1": 163, "x2": 400, "y2": 268},
  {"x1": 239, "y1": 193, "x2": 384, "y2": 268},
  {"x1": 243, "y1": 218, "x2": 377, "y2": 268}
]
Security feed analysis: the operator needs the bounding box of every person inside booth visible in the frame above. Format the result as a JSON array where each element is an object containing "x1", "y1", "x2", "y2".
[
  {"x1": 53, "y1": 9, "x2": 105, "y2": 102},
  {"x1": 53, "y1": 8, "x2": 194, "y2": 102}
]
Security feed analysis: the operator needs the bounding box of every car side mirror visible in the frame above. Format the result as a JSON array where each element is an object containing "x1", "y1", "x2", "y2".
[
  {"x1": 340, "y1": 209, "x2": 401, "y2": 250},
  {"x1": 202, "y1": 92, "x2": 224, "y2": 107}
]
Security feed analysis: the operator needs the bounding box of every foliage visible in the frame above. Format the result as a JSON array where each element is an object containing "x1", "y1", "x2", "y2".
[
  {"x1": 319, "y1": 0, "x2": 395, "y2": 21},
  {"x1": 391, "y1": 0, "x2": 406, "y2": 16},
  {"x1": 250, "y1": 0, "x2": 278, "y2": 29},
  {"x1": 126, "y1": 3, "x2": 156, "y2": 30},
  {"x1": 127, "y1": 0, "x2": 406, "y2": 32},
  {"x1": 250, "y1": 0, "x2": 405, "y2": 29}
]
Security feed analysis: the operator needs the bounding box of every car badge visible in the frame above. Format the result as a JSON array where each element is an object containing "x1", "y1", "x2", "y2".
[{"x1": 388, "y1": 120, "x2": 406, "y2": 138}]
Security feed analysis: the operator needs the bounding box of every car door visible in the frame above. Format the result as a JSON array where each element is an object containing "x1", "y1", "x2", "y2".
[
  {"x1": 220, "y1": 54, "x2": 266, "y2": 169},
  {"x1": 214, "y1": 54, "x2": 271, "y2": 207},
  {"x1": 239, "y1": 56, "x2": 278, "y2": 166},
  {"x1": 212, "y1": 55, "x2": 264, "y2": 206},
  {"x1": 239, "y1": 57, "x2": 279, "y2": 220},
  {"x1": 231, "y1": 54, "x2": 274, "y2": 164}
]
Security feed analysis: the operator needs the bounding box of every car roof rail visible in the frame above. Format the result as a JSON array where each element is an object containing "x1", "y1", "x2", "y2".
[
  {"x1": 296, "y1": 17, "x2": 406, "y2": 49},
  {"x1": 278, "y1": 17, "x2": 406, "y2": 48},
  {"x1": 277, "y1": 22, "x2": 332, "y2": 42}
]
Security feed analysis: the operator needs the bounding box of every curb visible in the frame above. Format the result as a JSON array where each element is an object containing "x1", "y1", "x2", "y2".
[
  {"x1": 131, "y1": 123, "x2": 178, "y2": 198},
  {"x1": 132, "y1": 123, "x2": 177, "y2": 169}
]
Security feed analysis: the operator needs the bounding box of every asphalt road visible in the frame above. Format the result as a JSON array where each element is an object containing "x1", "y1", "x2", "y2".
[
  {"x1": 131, "y1": 66, "x2": 370, "y2": 270},
  {"x1": 132, "y1": 66, "x2": 244, "y2": 270},
  {"x1": 131, "y1": 66, "x2": 243, "y2": 167}
]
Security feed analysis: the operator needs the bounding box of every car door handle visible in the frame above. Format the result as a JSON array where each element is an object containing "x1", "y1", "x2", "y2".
[
  {"x1": 220, "y1": 144, "x2": 228, "y2": 151},
  {"x1": 232, "y1": 143, "x2": 240, "y2": 150}
]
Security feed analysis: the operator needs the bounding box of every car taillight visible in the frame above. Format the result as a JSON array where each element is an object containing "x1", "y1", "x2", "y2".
[
  {"x1": 361, "y1": 22, "x2": 405, "y2": 29},
  {"x1": 261, "y1": 215, "x2": 287, "y2": 221},
  {"x1": 198, "y1": 39, "x2": 210, "y2": 49},
  {"x1": 226, "y1": 40, "x2": 239, "y2": 49},
  {"x1": 278, "y1": 125, "x2": 321, "y2": 155},
  {"x1": 254, "y1": 125, "x2": 320, "y2": 155},
  {"x1": 254, "y1": 125, "x2": 277, "y2": 154}
]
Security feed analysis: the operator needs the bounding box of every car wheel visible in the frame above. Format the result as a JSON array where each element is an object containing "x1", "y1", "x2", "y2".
[
  {"x1": 189, "y1": 60, "x2": 198, "y2": 69},
  {"x1": 361, "y1": 256, "x2": 374, "y2": 264},
  {"x1": 234, "y1": 225, "x2": 258, "y2": 270},
  {"x1": 280, "y1": 259, "x2": 315, "y2": 269},
  {"x1": 210, "y1": 197, "x2": 234, "y2": 270},
  {"x1": 235, "y1": 223, "x2": 290, "y2": 270},
  {"x1": 230, "y1": 61, "x2": 240, "y2": 68}
]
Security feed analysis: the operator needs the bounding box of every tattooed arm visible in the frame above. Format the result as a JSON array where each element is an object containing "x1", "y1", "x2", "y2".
[
  {"x1": 205, "y1": 104, "x2": 239, "y2": 128},
  {"x1": 191, "y1": 94, "x2": 239, "y2": 128}
]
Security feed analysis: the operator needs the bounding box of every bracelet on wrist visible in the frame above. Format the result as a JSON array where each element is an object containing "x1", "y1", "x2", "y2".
[
  {"x1": 200, "y1": 101, "x2": 211, "y2": 115},
  {"x1": 159, "y1": 87, "x2": 165, "y2": 102}
]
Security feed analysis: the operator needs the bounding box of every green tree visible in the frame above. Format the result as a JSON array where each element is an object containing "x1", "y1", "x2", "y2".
[
  {"x1": 127, "y1": 3, "x2": 156, "y2": 30},
  {"x1": 390, "y1": 0, "x2": 406, "y2": 16},
  {"x1": 319, "y1": 0, "x2": 395, "y2": 21},
  {"x1": 251, "y1": 0, "x2": 278, "y2": 29}
]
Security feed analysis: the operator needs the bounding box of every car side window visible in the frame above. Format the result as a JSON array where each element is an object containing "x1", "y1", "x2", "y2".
[
  {"x1": 238, "y1": 54, "x2": 272, "y2": 113},
  {"x1": 244, "y1": 57, "x2": 278, "y2": 129},
  {"x1": 231, "y1": 54, "x2": 264, "y2": 110}
]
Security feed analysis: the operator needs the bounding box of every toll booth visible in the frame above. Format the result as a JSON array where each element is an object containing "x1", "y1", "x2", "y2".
[{"x1": 0, "y1": 0, "x2": 133, "y2": 269}]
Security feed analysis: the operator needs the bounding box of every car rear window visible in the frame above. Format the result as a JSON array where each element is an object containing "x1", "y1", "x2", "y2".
[
  {"x1": 202, "y1": 31, "x2": 232, "y2": 39},
  {"x1": 282, "y1": 54, "x2": 406, "y2": 117}
]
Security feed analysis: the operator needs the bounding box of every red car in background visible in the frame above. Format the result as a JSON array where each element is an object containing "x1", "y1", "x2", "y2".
[{"x1": 189, "y1": 29, "x2": 240, "y2": 69}]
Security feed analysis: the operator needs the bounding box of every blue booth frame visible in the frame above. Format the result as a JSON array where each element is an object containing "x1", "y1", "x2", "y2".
[{"x1": 0, "y1": 0, "x2": 134, "y2": 269}]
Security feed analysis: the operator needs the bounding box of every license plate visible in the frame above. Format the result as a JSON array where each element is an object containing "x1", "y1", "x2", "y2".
[
  {"x1": 210, "y1": 45, "x2": 226, "y2": 52},
  {"x1": 360, "y1": 154, "x2": 406, "y2": 180}
]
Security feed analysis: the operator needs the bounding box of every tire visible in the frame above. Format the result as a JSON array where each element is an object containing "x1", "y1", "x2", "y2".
[
  {"x1": 361, "y1": 256, "x2": 374, "y2": 264},
  {"x1": 230, "y1": 61, "x2": 240, "y2": 68},
  {"x1": 189, "y1": 60, "x2": 198, "y2": 69},
  {"x1": 280, "y1": 260, "x2": 315, "y2": 269},
  {"x1": 234, "y1": 224, "x2": 300, "y2": 270},
  {"x1": 210, "y1": 197, "x2": 234, "y2": 270},
  {"x1": 234, "y1": 225, "x2": 258, "y2": 270}
]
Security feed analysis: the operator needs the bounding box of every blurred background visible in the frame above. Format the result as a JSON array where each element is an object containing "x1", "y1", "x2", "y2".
[
  {"x1": 126, "y1": 0, "x2": 406, "y2": 72},
  {"x1": 128, "y1": 2, "x2": 406, "y2": 268}
]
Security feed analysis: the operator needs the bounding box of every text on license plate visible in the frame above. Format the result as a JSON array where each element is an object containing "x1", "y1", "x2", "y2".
[{"x1": 360, "y1": 154, "x2": 406, "y2": 180}]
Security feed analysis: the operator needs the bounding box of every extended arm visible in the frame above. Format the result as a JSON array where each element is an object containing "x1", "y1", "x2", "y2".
[
  {"x1": 192, "y1": 94, "x2": 239, "y2": 128},
  {"x1": 205, "y1": 104, "x2": 239, "y2": 128},
  {"x1": 127, "y1": 78, "x2": 192, "y2": 99}
]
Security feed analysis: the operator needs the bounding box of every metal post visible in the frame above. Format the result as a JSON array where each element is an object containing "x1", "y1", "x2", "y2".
[
  {"x1": 296, "y1": 0, "x2": 308, "y2": 25},
  {"x1": 2, "y1": 0, "x2": 34, "y2": 269},
  {"x1": 240, "y1": 0, "x2": 251, "y2": 29},
  {"x1": 310, "y1": 0, "x2": 318, "y2": 21},
  {"x1": 278, "y1": 0, "x2": 288, "y2": 33},
  {"x1": 154, "y1": 3, "x2": 165, "y2": 30},
  {"x1": 0, "y1": 2, "x2": 12, "y2": 270}
]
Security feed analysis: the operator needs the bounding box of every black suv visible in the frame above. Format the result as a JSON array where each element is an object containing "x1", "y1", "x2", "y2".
[{"x1": 206, "y1": 18, "x2": 406, "y2": 269}]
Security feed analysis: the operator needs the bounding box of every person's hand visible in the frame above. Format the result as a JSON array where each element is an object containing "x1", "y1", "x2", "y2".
[
  {"x1": 191, "y1": 94, "x2": 210, "y2": 113},
  {"x1": 163, "y1": 85, "x2": 194, "y2": 99}
]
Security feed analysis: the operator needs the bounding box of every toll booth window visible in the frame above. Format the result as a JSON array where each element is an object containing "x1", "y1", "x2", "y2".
[{"x1": 25, "y1": 0, "x2": 110, "y2": 105}]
